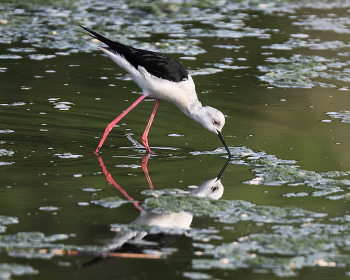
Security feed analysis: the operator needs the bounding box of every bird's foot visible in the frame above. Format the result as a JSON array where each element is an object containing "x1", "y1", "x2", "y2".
[
  {"x1": 145, "y1": 149, "x2": 156, "y2": 155},
  {"x1": 94, "y1": 147, "x2": 101, "y2": 155}
]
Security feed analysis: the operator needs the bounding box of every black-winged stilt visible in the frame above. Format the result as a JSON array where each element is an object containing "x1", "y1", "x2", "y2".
[{"x1": 81, "y1": 26, "x2": 232, "y2": 157}]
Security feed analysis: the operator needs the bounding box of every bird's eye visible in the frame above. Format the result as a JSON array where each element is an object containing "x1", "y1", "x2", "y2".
[
  {"x1": 213, "y1": 120, "x2": 219, "y2": 125},
  {"x1": 211, "y1": 186, "x2": 218, "y2": 192}
]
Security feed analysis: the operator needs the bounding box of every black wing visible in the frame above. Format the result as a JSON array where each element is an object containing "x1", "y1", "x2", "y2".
[{"x1": 80, "y1": 26, "x2": 188, "y2": 83}]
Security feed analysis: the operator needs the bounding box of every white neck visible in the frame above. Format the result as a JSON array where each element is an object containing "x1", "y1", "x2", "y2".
[{"x1": 185, "y1": 100, "x2": 205, "y2": 124}]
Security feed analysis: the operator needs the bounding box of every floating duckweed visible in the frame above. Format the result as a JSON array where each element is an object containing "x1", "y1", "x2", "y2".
[
  {"x1": 39, "y1": 206, "x2": 59, "y2": 211},
  {"x1": 212, "y1": 63, "x2": 249, "y2": 70},
  {"x1": 292, "y1": 14, "x2": 350, "y2": 34},
  {"x1": 81, "y1": 188, "x2": 102, "y2": 192},
  {"x1": 0, "y1": 232, "x2": 69, "y2": 245},
  {"x1": 312, "y1": 186, "x2": 344, "y2": 197},
  {"x1": 28, "y1": 54, "x2": 56, "y2": 60},
  {"x1": 144, "y1": 195, "x2": 227, "y2": 215},
  {"x1": 90, "y1": 197, "x2": 130, "y2": 208},
  {"x1": 257, "y1": 53, "x2": 350, "y2": 88},
  {"x1": 114, "y1": 164, "x2": 141, "y2": 168},
  {"x1": 283, "y1": 192, "x2": 309, "y2": 197},
  {"x1": 0, "y1": 129, "x2": 14, "y2": 134},
  {"x1": 189, "y1": 68, "x2": 223, "y2": 76},
  {"x1": 0, "y1": 54, "x2": 22, "y2": 59},
  {"x1": 168, "y1": 134, "x2": 184, "y2": 137},
  {"x1": 183, "y1": 272, "x2": 212, "y2": 279},
  {"x1": 195, "y1": 146, "x2": 350, "y2": 199},
  {"x1": 0, "y1": 161, "x2": 14, "y2": 166},
  {"x1": 255, "y1": 165, "x2": 321, "y2": 185},
  {"x1": 186, "y1": 228, "x2": 222, "y2": 242},
  {"x1": 249, "y1": 154, "x2": 297, "y2": 166},
  {"x1": 141, "y1": 188, "x2": 190, "y2": 196},
  {"x1": 258, "y1": 62, "x2": 333, "y2": 88},
  {"x1": 326, "y1": 111, "x2": 350, "y2": 123},
  {"x1": 247, "y1": 164, "x2": 350, "y2": 191},
  {"x1": 322, "y1": 170, "x2": 350, "y2": 177},
  {"x1": 0, "y1": 232, "x2": 106, "y2": 260},
  {"x1": 77, "y1": 202, "x2": 89, "y2": 206},
  {"x1": 52, "y1": 101, "x2": 73, "y2": 110},
  {"x1": 0, "y1": 215, "x2": 18, "y2": 227},
  {"x1": 54, "y1": 153, "x2": 82, "y2": 159},
  {"x1": 0, "y1": 149, "x2": 14, "y2": 156},
  {"x1": 110, "y1": 222, "x2": 186, "y2": 236},
  {"x1": 7, "y1": 47, "x2": 36, "y2": 53},
  {"x1": 193, "y1": 223, "x2": 350, "y2": 276},
  {"x1": 192, "y1": 146, "x2": 256, "y2": 157},
  {"x1": 0, "y1": 263, "x2": 38, "y2": 278},
  {"x1": 326, "y1": 194, "x2": 346, "y2": 200},
  {"x1": 137, "y1": 39, "x2": 206, "y2": 56},
  {"x1": 143, "y1": 194, "x2": 324, "y2": 224}
]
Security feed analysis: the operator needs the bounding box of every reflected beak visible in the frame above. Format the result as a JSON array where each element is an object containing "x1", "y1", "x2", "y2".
[
  {"x1": 217, "y1": 130, "x2": 233, "y2": 158},
  {"x1": 216, "y1": 159, "x2": 230, "y2": 181}
]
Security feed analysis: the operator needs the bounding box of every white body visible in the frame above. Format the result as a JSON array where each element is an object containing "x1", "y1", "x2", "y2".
[{"x1": 99, "y1": 47, "x2": 226, "y2": 134}]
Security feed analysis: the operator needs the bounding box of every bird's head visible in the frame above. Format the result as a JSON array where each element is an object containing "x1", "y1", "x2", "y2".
[
  {"x1": 200, "y1": 106, "x2": 232, "y2": 158},
  {"x1": 189, "y1": 178, "x2": 224, "y2": 200},
  {"x1": 201, "y1": 106, "x2": 226, "y2": 134}
]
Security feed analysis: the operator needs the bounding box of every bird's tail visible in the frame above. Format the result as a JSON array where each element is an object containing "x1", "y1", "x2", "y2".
[{"x1": 80, "y1": 25, "x2": 131, "y2": 53}]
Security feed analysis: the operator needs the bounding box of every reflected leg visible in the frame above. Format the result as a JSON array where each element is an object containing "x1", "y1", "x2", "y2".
[
  {"x1": 142, "y1": 154, "x2": 154, "y2": 190},
  {"x1": 96, "y1": 154, "x2": 143, "y2": 212}
]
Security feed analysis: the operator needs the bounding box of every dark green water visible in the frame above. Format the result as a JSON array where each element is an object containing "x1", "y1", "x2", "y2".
[{"x1": 1, "y1": 1, "x2": 350, "y2": 279}]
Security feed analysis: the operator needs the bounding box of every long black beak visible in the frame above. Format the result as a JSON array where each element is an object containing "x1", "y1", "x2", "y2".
[
  {"x1": 216, "y1": 159, "x2": 230, "y2": 181},
  {"x1": 217, "y1": 130, "x2": 233, "y2": 158}
]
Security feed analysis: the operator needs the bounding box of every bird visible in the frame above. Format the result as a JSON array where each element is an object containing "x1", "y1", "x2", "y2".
[{"x1": 80, "y1": 26, "x2": 233, "y2": 158}]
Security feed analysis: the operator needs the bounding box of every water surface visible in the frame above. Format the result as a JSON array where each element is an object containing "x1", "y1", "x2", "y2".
[{"x1": 1, "y1": 1, "x2": 350, "y2": 279}]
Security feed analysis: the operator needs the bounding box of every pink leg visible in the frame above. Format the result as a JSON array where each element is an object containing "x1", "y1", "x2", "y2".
[
  {"x1": 142, "y1": 99, "x2": 160, "y2": 154},
  {"x1": 142, "y1": 154, "x2": 154, "y2": 190},
  {"x1": 95, "y1": 95, "x2": 146, "y2": 154},
  {"x1": 96, "y1": 154, "x2": 143, "y2": 212}
]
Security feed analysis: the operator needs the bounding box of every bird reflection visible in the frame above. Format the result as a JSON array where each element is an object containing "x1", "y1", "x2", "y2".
[{"x1": 78, "y1": 155, "x2": 229, "y2": 268}]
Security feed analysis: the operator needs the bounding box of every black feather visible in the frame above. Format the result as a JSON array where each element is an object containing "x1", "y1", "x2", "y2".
[{"x1": 80, "y1": 26, "x2": 188, "y2": 83}]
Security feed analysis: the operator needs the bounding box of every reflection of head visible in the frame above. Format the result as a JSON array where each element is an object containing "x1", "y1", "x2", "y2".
[
  {"x1": 188, "y1": 158, "x2": 229, "y2": 200},
  {"x1": 189, "y1": 178, "x2": 224, "y2": 200}
]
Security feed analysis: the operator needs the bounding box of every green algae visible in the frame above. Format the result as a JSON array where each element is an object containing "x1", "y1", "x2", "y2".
[
  {"x1": 258, "y1": 53, "x2": 350, "y2": 88},
  {"x1": 326, "y1": 111, "x2": 350, "y2": 123},
  {"x1": 0, "y1": 216, "x2": 18, "y2": 234},
  {"x1": 143, "y1": 194, "x2": 325, "y2": 224},
  {"x1": 189, "y1": 68, "x2": 223, "y2": 76},
  {"x1": 0, "y1": 263, "x2": 38, "y2": 279},
  {"x1": 192, "y1": 223, "x2": 350, "y2": 276},
  {"x1": 2, "y1": 0, "x2": 350, "y2": 278},
  {"x1": 0, "y1": 232, "x2": 69, "y2": 244},
  {"x1": 90, "y1": 196, "x2": 130, "y2": 209},
  {"x1": 258, "y1": 61, "x2": 335, "y2": 88},
  {"x1": 137, "y1": 39, "x2": 206, "y2": 56},
  {"x1": 0, "y1": 231, "x2": 107, "y2": 260},
  {"x1": 141, "y1": 188, "x2": 191, "y2": 196},
  {"x1": 0, "y1": 0, "x2": 347, "y2": 63},
  {"x1": 247, "y1": 157, "x2": 350, "y2": 197},
  {"x1": 0, "y1": 149, "x2": 14, "y2": 156},
  {"x1": 193, "y1": 146, "x2": 350, "y2": 199},
  {"x1": 144, "y1": 195, "x2": 227, "y2": 216},
  {"x1": 183, "y1": 272, "x2": 212, "y2": 280},
  {"x1": 253, "y1": 165, "x2": 321, "y2": 185}
]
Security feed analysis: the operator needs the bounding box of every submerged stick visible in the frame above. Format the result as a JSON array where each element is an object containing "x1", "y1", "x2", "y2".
[{"x1": 47, "y1": 249, "x2": 163, "y2": 259}]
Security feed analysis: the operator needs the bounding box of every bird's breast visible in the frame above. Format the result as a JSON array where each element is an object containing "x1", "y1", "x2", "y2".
[{"x1": 137, "y1": 67, "x2": 197, "y2": 113}]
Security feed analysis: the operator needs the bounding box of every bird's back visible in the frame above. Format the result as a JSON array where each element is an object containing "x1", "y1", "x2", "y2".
[{"x1": 81, "y1": 26, "x2": 188, "y2": 83}]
